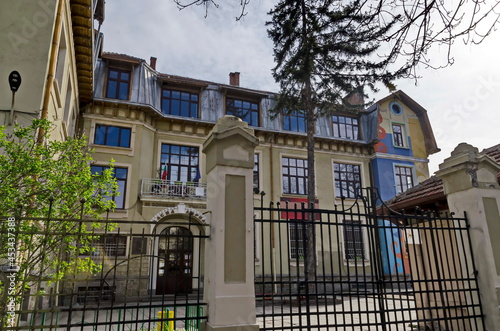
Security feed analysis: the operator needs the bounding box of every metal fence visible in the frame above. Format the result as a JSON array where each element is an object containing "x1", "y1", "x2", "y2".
[
  {"x1": 0, "y1": 215, "x2": 208, "y2": 330},
  {"x1": 254, "y1": 189, "x2": 484, "y2": 330}
]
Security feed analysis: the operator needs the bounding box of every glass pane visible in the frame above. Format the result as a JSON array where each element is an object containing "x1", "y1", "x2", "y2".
[
  {"x1": 162, "y1": 99, "x2": 170, "y2": 113},
  {"x1": 106, "y1": 81, "x2": 117, "y2": 98},
  {"x1": 120, "y1": 72, "x2": 129, "y2": 81},
  {"x1": 107, "y1": 127, "x2": 119, "y2": 146},
  {"x1": 181, "y1": 102, "x2": 189, "y2": 117},
  {"x1": 109, "y1": 70, "x2": 118, "y2": 79},
  {"x1": 94, "y1": 126, "x2": 106, "y2": 145},
  {"x1": 171, "y1": 100, "x2": 180, "y2": 115},
  {"x1": 119, "y1": 128, "x2": 131, "y2": 148},
  {"x1": 118, "y1": 83, "x2": 129, "y2": 100},
  {"x1": 191, "y1": 104, "x2": 198, "y2": 118}
]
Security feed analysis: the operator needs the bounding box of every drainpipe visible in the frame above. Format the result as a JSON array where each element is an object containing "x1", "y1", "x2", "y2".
[
  {"x1": 37, "y1": 0, "x2": 64, "y2": 144},
  {"x1": 269, "y1": 136, "x2": 278, "y2": 294}
]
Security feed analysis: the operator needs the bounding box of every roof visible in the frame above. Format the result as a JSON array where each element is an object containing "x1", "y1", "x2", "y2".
[
  {"x1": 71, "y1": 0, "x2": 96, "y2": 103},
  {"x1": 376, "y1": 90, "x2": 440, "y2": 155},
  {"x1": 384, "y1": 143, "x2": 500, "y2": 211},
  {"x1": 101, "y1": 52, "x2": 145, "y2": 64}
]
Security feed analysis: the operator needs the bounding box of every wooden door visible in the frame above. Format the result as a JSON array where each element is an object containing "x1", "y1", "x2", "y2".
[{"x1": 156, "y1": 227, "x2": 193, "y2": 295}]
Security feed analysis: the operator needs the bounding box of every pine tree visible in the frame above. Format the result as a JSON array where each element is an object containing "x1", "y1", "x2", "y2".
[{"x1": 267, "y1": 0, "x2": 409, "y2": 289}]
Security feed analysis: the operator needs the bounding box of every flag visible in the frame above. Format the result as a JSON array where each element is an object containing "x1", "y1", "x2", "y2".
[
  {"x1": 161, "y1": 165, "x2": 168, "y2": 181},
  {"x1": 193, "y1": 166, "x2": 201, "y2": 183}
]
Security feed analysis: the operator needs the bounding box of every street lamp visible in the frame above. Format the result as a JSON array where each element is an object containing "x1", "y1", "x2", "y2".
[{"x1": 8, "y1": 70, "x2": 22, "y2": 125}]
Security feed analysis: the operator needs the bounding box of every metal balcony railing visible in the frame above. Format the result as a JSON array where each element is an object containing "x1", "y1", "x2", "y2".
[{"x1": 140, "y1": 179, "x2": 207, "y2": 200}]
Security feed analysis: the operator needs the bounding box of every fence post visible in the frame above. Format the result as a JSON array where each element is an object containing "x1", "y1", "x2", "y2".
[
  {"x1": 436, "y1": 143, "x2": 500, "y2": 330},
  {"x1": 202, "y1": 116, "x2": 260, "y2": 331}
]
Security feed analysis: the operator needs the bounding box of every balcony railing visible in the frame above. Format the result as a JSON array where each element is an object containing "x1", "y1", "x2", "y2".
[{"x1": 140, "y1": 179, "x2": 207, "y2": 200}]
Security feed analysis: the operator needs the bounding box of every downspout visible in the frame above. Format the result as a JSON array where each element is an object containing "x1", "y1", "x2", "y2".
[
  {"x1": 269, "y1": 136, "x2": 277, "y2": 294},
  {"x1": 37, "y1": 0, "x2": 64, "y2": 144}
]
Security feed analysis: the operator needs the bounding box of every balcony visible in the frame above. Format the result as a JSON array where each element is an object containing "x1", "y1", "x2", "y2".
[{"x1": 140, "y1": 179, "x2": 207, "y2": 200}]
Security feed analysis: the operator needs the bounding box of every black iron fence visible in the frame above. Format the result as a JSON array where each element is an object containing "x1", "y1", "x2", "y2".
[
  {"x1": 0, "y1": 215, "x2": 208, "y2": 330},
  {"x1": 254, "y1": 189, "x2": 484, "y2": 330}
]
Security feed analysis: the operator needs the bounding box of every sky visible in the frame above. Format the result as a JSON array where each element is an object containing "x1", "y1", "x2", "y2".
[{"x1": 101, "y1": 0, "x2": 500, "y2": 174}]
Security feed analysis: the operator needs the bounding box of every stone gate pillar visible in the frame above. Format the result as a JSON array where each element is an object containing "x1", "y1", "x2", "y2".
[
  {"x1": 202, "y1": 116, "x2": 260, "y2": 331},
  {"x1": 436, "y1": 143, "x2": 500, "y2": 331}
]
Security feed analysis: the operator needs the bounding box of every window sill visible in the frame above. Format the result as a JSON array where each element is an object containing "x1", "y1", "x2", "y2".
[
  {"x1": 343, "y1": 260, "x2": 370, "y2": 267},
  {"x1": 91, "y1": 144, "x2": 134, "y2": 156},
  {"x1": 393, "y1": 145, "x2": 410, "y2": 150}
]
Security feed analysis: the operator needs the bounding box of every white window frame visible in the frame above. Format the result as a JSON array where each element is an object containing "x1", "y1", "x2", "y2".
[
  {"x1": 333, "y1": 161, "x2": 364, "y2": 200},
  {"x1": 391, "y1": 122, "x2": 408, "y2": 148},
  {"x1": 393, "y1": 164, "x2": 416, "y2": 194},
  {"x1": 342, "y1": 219, "x2": 369, "y2": 265}
]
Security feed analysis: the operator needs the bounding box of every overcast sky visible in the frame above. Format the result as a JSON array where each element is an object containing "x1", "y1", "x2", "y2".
[{"x1": 101, "y1": 0, "x2": 500, "y2": 174}]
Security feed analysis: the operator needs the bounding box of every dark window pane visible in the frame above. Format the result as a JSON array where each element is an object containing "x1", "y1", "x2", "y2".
[
  {"x1": 161, "y1": 89, "x2": 199, "y2": 119},
  {"x1": 106, "y1": 81, "x2": 117, "y2": 98}
]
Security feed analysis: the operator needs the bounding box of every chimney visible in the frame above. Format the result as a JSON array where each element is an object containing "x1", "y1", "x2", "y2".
[
  {"x1": 229, "y1": 72, "x2": 240, "y2": 86},
  {"x1": 150, "y1": 57, "x2": 157, "y2": 70}
]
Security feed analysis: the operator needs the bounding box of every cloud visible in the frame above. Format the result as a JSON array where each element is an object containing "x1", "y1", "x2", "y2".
[{"x1": 101, "y1": 0, "x2": 500, "y2": 173}]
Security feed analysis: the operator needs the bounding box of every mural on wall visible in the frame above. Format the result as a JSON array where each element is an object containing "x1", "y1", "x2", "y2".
[
  {"x1": 374, "y1": 113, "x2": 388, "y2": 153},
  {"x1": 379, "y1": 220, "x2": 410, "y2": 275}
]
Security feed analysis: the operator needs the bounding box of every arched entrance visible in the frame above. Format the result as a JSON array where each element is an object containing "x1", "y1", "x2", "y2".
[{"x1": 156, "y1": 226, "x2": 193, "y2": 295}]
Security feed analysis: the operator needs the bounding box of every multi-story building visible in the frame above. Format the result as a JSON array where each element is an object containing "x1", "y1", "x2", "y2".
[
  {"x1": 0, "y1": 0, "x2": 104, "y2": 139},
  {"x1": 79, "y1": 52, "x2": 439, "y2": 295}
]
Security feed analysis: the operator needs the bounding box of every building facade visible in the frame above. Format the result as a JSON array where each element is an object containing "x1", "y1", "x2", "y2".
[
  {"x1": 0, "y1": 0, "x2": 104, "y2": 139},
  {"x1": 78, "y1": 52, "x2": 439, "y2": 297}
]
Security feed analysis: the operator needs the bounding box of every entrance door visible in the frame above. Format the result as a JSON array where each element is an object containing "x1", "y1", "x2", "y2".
[{"x1": 156, "y1": 227, "x2": 193, "y2": 295}]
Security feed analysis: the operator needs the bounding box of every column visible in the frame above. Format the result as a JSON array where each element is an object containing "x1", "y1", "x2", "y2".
[
  {"x1": 202, "y1": 116, "x2": 260, "y2": 331},
  {"x1": 436, "y1": 143, "x2": 500, "y2": 331}
]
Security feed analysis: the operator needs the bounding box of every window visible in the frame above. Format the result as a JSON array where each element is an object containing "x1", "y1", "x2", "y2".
[
  {"x1": 395, "y1": 166, "x2": 414, "y2": 194},
  {"x1": 343, "y1": 220, "x2": 365, "y2": 261},
  {"x1": 226, "y1": 98, "x2": 259, "y2": 126},
  {"x1": 94, "y1": 125, "x2": 131, "y2": 148},
  {"x1": 253, "y1": 153, "x2": 260, "y2": 192},
  {"x1": 161, "y1": 144, "x2": 199, "y2": 182},
  {"x1": 334, "y1": 163, "x2": 362, "y2": 199},
  {"x1": 289, "y1": 222, "x2": 305, "y2": 260},
  {"x1": 392, "y1": 123, "x2": 405, "y2": 147},
  {"x1": 282, "y1": 157, "x2": 308, "y2": 195},
  {"x1": 283, "y1": 110, "x2": 306, "y2": 133},
  {"x1": 81, "y1": 234, "x2": 127, "y2": 257},
  {"x1": 94, "y1": 234, "x2": 127, "y2": 256},
  {"x1": 332, "y1": 115, "x2": 359, "y2": 140},
  {"x1": 106, "y1": 69, "x2": 130, "y2": 100},
  {"x1": 161, "y1": 89, "x2": 199, "y2": 118},
  {"x1": 390, "y1": 101, "x2": 403, "y2": 115},
  {"x1": 91, "y1": 166, "x2": 128, "y2": 209}
]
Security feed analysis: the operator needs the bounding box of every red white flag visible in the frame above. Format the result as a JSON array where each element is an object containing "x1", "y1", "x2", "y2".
[{"x1": 161, "y1": 165, "x2": 168, "y2": 180}]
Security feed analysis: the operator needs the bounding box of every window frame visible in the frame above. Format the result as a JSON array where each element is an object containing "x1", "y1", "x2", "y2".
[
  {"x1": 94, "y1": 124, "x2": 132, "y2": 148},
  {"x1": 333, "y1": 162, "x2": 362, "y2": 199},
  {"x1": 161, "y1": 88, "x2": 199, "y2": 118},
  {"x1": 392, "y1": 122, "x2": 407, "y2": 148},
  {"x1": 91, "y1": 233, "x2": 128, "y2": 257},
  {"x1": 288, "y1": 221, "x2": 306, "y2": 261},
  {"x1": 394, "y1": 165, "x2": 415, "y2": 194},
  {"x1": 160, "y1": 143, "x2": 200, "y2": 183},
  {"x1": 343, "y1": 220, "x2": 367, "y2": 262},
  {"x1": 91, "y1": 165, "x2": 128, "y2": 209},
  {"x1": 283, "y1": 110, "x2": 306, "y2": 133},
  {"x1": 105, "y1": 68, "x2": 131, "y2": 100},
  {"x1": 282, "y1": 156, "x2": 308, "y2": 196},
  {"x1": 225, "y1": 97, "x2": 260, "y2": 127},
  {"x1": 332, "y1": 115, "x2": 360, "y2": 140}
]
